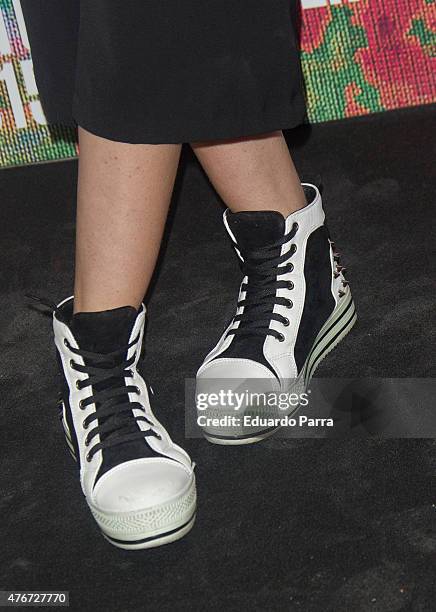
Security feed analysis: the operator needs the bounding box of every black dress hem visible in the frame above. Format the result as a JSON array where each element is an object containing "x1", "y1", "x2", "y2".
[{"x1": 72, "y1": 95, "x2": 307, "y2": 145}]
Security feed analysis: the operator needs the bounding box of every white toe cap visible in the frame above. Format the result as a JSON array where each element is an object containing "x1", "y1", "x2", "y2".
[{"x1": 92, "y1": 458, "x2": 193, "y2": 513}]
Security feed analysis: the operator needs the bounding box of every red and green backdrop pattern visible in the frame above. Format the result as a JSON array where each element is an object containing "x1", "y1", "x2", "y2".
[{"x1": 0, "y1": 0, "x2": 435, "y2": 167}]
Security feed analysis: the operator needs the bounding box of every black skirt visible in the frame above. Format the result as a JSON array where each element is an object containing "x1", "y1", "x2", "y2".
[{"x1": 21, "y1": 1, "x2": 306, "y2": 144}]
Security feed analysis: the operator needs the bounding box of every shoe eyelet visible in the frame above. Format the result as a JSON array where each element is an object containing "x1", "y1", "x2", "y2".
[
  {"x1": 287, "y1": 263, "x2": 294, "y2": 273},
  {"x1": 277, "y1": 333, "x2": 285, "y2": 342},
  {"x1": 293, "y1": 223, "x2": 299, "y2": 232},
  {"x1": 75, "y1": 380, "x2": 82, "y2": 390},
  {"x1": 282, "y1": 318, "x2": 290, "y2": 327},
  {"x1": 134, "y1": 386, "x2": 141, "y2": 395},
  {"x1": 79, "y1": 399, "x2": 85, "y2": 410},
  {"x1": 84, "y1": 437, "x2": 90, "y2": 447},
  {"x1": 287, "y1": 281, "x2": 294, "y2": 290},
  {"x1": 291, "y1": 244, "x2": 297, "y2": 254},
  {"x1": 286, "y1": 299, "x2": 293, "y2": 309},
  {"x1": 63, "y1": 339, "x2": 70, "y2": 349},
  {"x1": 69, "y1": 359, "x2": 76, "y2": 370},
  {"x1": 86, "y1": 452, "x2": 92, "y2": 463},
  {"x1": 82, "y1": 419, "x2": 89, "y2": 430}
]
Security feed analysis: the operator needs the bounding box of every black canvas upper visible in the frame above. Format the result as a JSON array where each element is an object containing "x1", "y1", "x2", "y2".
[
  {"x1": 218, "y1": 211, "x2": 290, "y2": 376},
  {"x1": 294, "y1": 226, "x2": 335, "y2": 372},
  {"x1": 71, "y1": 306, "x2": 138, "y2": 354}
]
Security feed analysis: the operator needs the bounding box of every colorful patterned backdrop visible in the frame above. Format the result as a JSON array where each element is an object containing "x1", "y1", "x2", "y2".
[{"x1": 0, "y1": 0, "x2": 435, "y2": 168}]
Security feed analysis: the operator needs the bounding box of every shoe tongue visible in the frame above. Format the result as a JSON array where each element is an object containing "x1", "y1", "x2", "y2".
[
  {"x1": 71, "y1": 306, "x2": 138, "y2": 353},
  {"x1": 226, "y1": 211, "x2": 285, "y2": 251}
]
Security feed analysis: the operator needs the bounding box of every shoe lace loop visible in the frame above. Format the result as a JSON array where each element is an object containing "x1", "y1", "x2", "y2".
[
  {"x1": 66, "y1": 336, "x2": 160, "y2": 461},
  {"x1": 227, "y1": 222, "x2": 299, "y2": 341}
]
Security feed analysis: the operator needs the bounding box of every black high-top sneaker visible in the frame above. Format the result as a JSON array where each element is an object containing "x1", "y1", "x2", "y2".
[
  {"x1": 53, "y1": 298, "x2": 196, "y2": 549},
  {"x1": 196, "y1": 184, "x2": 356, "y2": 444}
]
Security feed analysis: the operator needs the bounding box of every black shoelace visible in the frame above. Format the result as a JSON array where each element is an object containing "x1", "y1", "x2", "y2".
[
  {"x1": 65, "y1": 336, "x2": 160, "y2": 462},
  {"x1": 227, "y1": 222, "x2": 299, "y2": 342}
]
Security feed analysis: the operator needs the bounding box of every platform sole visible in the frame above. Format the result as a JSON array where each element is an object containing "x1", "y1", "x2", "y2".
[
  {"x1": 101, "y1": 513, "x2": 196, "y2": 550},
  {"x1": 56, "y1": 415, "x2": 198, "y2": 550},
  {"x1": 91, "y1": 477, "x2": 197, "y2": 550}
]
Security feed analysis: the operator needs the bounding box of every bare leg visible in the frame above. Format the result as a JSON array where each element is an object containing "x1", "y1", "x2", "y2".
[
  {"x1": 52, "y1": 130, "x2": 196, "y2": 548},
  {"x1": 74, "y1": 127, "x2": 181, "y2": 313},
  {"x1": 191, "y1": 131, "x2": 306, "y2": 217}
]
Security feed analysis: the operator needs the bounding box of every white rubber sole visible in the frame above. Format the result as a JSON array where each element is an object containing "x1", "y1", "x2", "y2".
[
  {"x1": 101, "y1": 513, "x2": 196, "y2": 551},
  {"x1": 90, "y1": 476, "x2": 197, "y2": 550},
  {"x1": 303, "y1": 289, "x2": 357, "y2": 386},
  {"x1": 57, "y1": 405, "x2": 197, "y2": 550},
  {"x1": 203, "y1": 289, "x2": 357, "y2": 445}
]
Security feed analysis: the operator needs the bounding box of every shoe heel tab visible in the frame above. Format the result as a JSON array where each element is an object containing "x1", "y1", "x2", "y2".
[
  {"x1": 301, "y1": 183, "x2": 323, "y2": 210},
  {"x1": 301, "y1": 174, "x2": 323, "y2": 194},
  {"x1": 222, "y1": 209, "x2": 239, "y2": 246}
]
